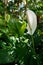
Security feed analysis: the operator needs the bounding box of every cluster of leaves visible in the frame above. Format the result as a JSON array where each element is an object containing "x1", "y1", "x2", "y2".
[{"x1": 0, "y1": 0, "x2": 43, "y2": 65}]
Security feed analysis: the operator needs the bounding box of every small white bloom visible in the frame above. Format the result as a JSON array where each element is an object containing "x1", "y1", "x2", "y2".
[
  {"x1": 8, "y1": 0, "x2": 14, "y2": 2},
  {"x1": 23, "y1": 0, "x2": 26, "y2": 5},
  {"x1": 26, "y1": 10, "x2": 37, "y2": 35}
]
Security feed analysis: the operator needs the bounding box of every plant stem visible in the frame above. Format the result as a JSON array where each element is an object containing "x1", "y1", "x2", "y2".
[
  {"x1": 31, "y1": 35, "x2": 35, "y2": 50},
  {"x1": 31, "y1": 35, "x2": 39, "y2": 65}
]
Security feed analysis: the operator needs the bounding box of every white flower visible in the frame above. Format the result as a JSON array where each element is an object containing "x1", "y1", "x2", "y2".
[
  {"x1": 26, "y1": 10, "x2": 37, "y2": 35},
  {"x1": 8, "y1": 0, "x2": 14, "y2": 2},
  {"x1": 22, "y1": 0, "x2": 26, "y2": 5}
]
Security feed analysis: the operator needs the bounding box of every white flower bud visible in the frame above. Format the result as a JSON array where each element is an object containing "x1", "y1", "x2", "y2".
[
  {"x1": 22, "y1": 0, "x2": 26, "y2": 5},
  {"x1": 26, "y1": 10, "x2": 37, "y2": 35}
]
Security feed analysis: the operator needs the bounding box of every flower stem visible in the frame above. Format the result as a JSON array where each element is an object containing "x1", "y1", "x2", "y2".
[
  {"x1": 31, "y1": 35, "x2": 35, "y2": 50},
  {"x1": 31, "y1": 35, "x2": 39, "y2": 65}
]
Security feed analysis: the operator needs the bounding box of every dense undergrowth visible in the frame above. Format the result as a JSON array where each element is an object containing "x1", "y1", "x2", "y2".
[{"x1": 0, "y1": 0, "x2": 43, "y2": 65}]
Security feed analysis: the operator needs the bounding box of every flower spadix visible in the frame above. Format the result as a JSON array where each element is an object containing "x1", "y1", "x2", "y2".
[{"x1": 26, "y1": 10, "x2": 37, "y2": 35}]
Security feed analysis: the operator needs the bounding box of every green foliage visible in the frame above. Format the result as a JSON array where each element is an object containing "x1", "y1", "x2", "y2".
[
  {"x1": 0, "y1": 0, "x2": 43, "y2": 65},
  {"x1": 7, "y1": 19, "x2": 26, "y2": 37}
]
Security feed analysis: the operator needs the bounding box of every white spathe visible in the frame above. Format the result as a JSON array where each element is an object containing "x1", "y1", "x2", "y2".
[{"x1": 26, "y1": 10, "x2": 37, "y2": 35}]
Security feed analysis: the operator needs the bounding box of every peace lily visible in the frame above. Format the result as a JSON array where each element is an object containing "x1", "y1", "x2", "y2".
[{"x1": 26, "y1": 10, "x2": 37, "y2": 35}]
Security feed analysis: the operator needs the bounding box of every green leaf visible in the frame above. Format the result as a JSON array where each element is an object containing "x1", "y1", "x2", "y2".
[
  {"x1": 7, "y1": 19, "x2": 26, "y2": 37},
  {"x1": 20, "y1": 21, "x2": 26, "y2": 36}
]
